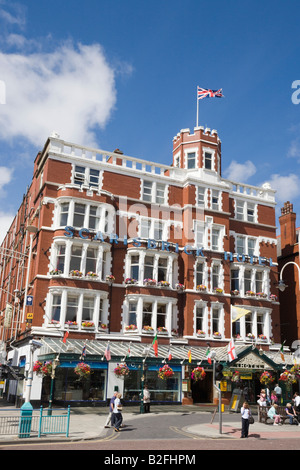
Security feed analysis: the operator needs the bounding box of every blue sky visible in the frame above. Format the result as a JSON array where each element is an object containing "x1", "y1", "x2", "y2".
[{"x1": 0, "y1": 0, "x2": 300, "y2": 242}]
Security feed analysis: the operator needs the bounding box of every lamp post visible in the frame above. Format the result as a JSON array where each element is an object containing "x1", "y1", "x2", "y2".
[
  {"x1": 48, "y1": 354, "x2": 60, "y2": 416},
  {"x1": 140, "y1": 346, "x2": 150, "y2": 414},
  {"x1": 277, "y1": 261, "x2": 300, "y2": 292}
]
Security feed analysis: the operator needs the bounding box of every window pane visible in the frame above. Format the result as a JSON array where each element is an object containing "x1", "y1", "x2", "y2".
[
  {"x1": 89, "y1": 206, "x2": 99, "y2": 229},
  {"x1": 231, "y1": 269, "x2": 239, "y2": 291},
  {"x1": 144, "y1": 256, "x2": 154, "y2": 279},
  {"x1": 156, "y1": 183, "x2": 165, "y2": 204},
  {"x1": 212, "y1": 229, "x2": 220, "y2": 250},
  {"x1": 70, "y1": 245, "x2": 82, "y2": 271},
  {"x1": 60, "y1": 203, "x2": 69, "y2": 226},
  {"x1": 130, "y1": 255, "x2": 139, "y2": 280},
  {"x1": 196, "y1": 307, "x2": 204, "y2": 331},
  {"x1": 74, "y1": 166, "x2": 85, "y2": 185},
  {"x1": 157, "y1": 304, "x2": 166, "y2": 328},
  {"x1": 82, "y1": 297, "x2": 94, "y2": 321},
  {"x1": 89, "y1": 169, "x2": 99, "y2": 187},
  {"x1": 142, "y1": 303, "x2": 152, "y2": 327},
  {"x1": 187, "y1": 152, "x2": 196, "y2": 169},
  {"x1": 73, "y1": 203, "x2": 85, "y2": 227},
  {"x1": 143, "y1": 181, "x2": 152, "y2": 202},
  {"x1": 244, "y1": 270, "x2": 252, "y2": 292},
  {"x1": 128, "y1": 302, "x2": 137, "y2": 326},
  {"x1": 66, "y1": 295, "x2": 78, "y2": 322},
  {"x1": 196, "y1": 263, "x2": 204, "y2": 285},
  {"x1": 204, "y1": 152, "x2": 212, "y2": 170},
  {"x1": 86, "y1": 247, "x2": 97, "y2": 273},
  {"x1": 51, "y1": 294, "x2": 61, "y2": 322},
  {"x1": 158, "y1": 257, "x2": 167, "y2": 282}
]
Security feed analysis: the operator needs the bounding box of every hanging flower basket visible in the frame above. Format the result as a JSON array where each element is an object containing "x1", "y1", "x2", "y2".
[
  {"x1": 114, "y1": 363, "x2": 130, "y2": 377},
  {"x1": 259, "y1": 370, "x2": 275, "y2": 386},
  {"x1": 158, "y1": 365, "x2": 174, "y2": 380},
  {"x1": 279, "y1": 370, "x2": 297, "y2": 385},
  {"x1": 34, "y1": 361, "x2": 53, "y2": 377},
  {"x1": 231, "y1": 370, "x2": 240, "y2": 382},
  {"x1": 290, "y1": 364, "x2": 300, "y2": 380},
  {"x1": 191, "y1": 367, "x2": 206, "y2": 382},
  {"x1": 74, "y1": 362, "x2": 91, "y2": 379}
]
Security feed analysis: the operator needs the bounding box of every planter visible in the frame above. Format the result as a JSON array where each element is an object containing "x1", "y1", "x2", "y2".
[
  {"x1": 175, "y1": 284, "x2": 185, "y2": 292},
  {"x1": 157, "y1": 328, "x2": 168, "y2": 335},
  {"x1": 86, "y1": 272, "x2": 99, "y2": 280},
  {"x1": 142, "y1": 326, "x2": 154, "y2": 334},
  {"x1": 124, "y1": 325, "x2": 138, "y2": 334},
  {"x1": 197, "y1": 333, "x2": 206, "y2": 338},
  {"x1": 69, "y1": 270, "x2": 83, "y2": 278},
  {"x1": 143, "y1": 279, "x2": 157, "y2": 286},
  {"x1": 65, "y1": 322, "x2": 78, "y2": 329},
  {"x1": 213, "y1": 333, "x2": 222, "y2": 339},
  {"x1": 196, "y1": 285, "x2": 207, "y2": 292},
  {"x1": 157, "y1": 281, "x2": 170, "y2": 288},
  {"x1": 125, "y1": 278, "x2": 138, "y2": 285},
  {"x1": 213, "y1": 288, "x2": 223, "y2": 294}
]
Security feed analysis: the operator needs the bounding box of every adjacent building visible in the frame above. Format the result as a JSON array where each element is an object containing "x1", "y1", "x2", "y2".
[{"x1": 0, "y1": 125, "x2": 284, "y2": 407}]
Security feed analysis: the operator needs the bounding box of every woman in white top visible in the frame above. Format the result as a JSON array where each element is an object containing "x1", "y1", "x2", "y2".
[
  {"x1": 241, "y1": 402, "x2": 251, "y2": 438},
  {"x1": 113, "y1": 393, "x2": 123, "y2": 432}
]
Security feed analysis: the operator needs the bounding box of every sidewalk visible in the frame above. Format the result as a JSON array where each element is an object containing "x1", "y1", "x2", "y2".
[{"x1": 1, "y1": 404, "x2": 300, "y2": 444}]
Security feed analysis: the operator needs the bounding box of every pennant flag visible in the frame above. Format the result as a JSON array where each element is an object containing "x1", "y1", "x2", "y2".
[
  {"x1": 228, "y1": 338, "x2": 238, "y2": 362},
  {"x1": 104, "y1": 343, "x2": 111, "y2": 361},
  {"x1": 188, "y1": 349, "x2": 192, "y2": 363},
  {"x1": 152, "y1": 334, "x2": 158, "y2": 357},
  {"x1": 126, "y1": 343, "x2": 131, "y2": 358},
  {"x1": 232, "y1": 306, "x2": 251, "y2": 323},
  {"x1": 62, "y1": 330, "x2": 69, "y2": 344},
  {"x1": 197, "y1": 86, "x2": 224, "y2": 100},
  {"x1": 168, "y1": 347, "x2": 172, "y2": 361},
  {"x1": 80, "y1": 343, "x2": 87, "y2": 361},
  {"x1": 280, "y1": 342, "x2": 285, "y2": 361},
  {"x1": 205, "y1": 346, "x2": 212, "y2": 364}
]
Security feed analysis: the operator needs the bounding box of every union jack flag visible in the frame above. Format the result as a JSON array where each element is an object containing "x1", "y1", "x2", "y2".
[{"x1": 197, "y1": 87, "x2": 223, "y2": 100}]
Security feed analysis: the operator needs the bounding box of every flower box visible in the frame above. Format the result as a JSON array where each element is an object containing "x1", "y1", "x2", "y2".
[
  {"x1": 106, "y1": 275, "x2": 115, "y2": 283},
  {"x1": 124, "y1": 324, "x2": 138, "y2": 333},
  {"x1": 86, "y1": 272, "x2": 98, "y2": 279},
  {"x1": 196, "y1": 330, "x2": 206, "y2": 338},
  {"x1": 125, "y1": 278, "x2": 138, "y2": 285},
  {"x1": 270, "y1": 294, "x2": 278, "y2": 301},
  {"x1": 81, "y1": 321, "x2": 95, "y2": 329},
  {"x1": 157, "y1": 327, "x2": 168, "y2": 335},
  {"x1": 257, "y1": 292, "x2": 267, "y2": 298},
  {"x1": 246, "y1": 291, "x2": 255, "y2": 296},
  {"x1": 231, "y1": 290, "x2": 240, "y2": 296},
  {"x1": 258, "y1": 334, "x2": 267, "y2": 341},
  {"x1": 98, "y1": 323, "x2": 108, "y2": 332},
  {"x1": 69, "y1": 270, "x2": 83, "y2": 278},
  {"x1": 196, "y1": 285, "x2": 207, "y2": 292},
  {"x1": 213, "y1": 332, "x2": 222, "y2": 339},
  {"x1": 50, "y1": 269, "x2": 62, "y2": 276},
  {"x1": 171, "y1": 329, "x2": 179, "y2": 337},
  {"x1": 143, "y1": 279, "x2": 157, "y2": 286},
  {"x1": 142, "y1": 325, "x2": 154, "y2": 334},
  {"x1": 157, "y1": 281, "x2": 170, "y2": 288},
  {"x1": 65, "y1": 321, "x2": 78, "y2": 329},
  {"x1": 175, "y1": 283, "x2": 185, "y2": 292},
  {"x1": 246, "y1": 333, "x2": 255, "y2": 341},
  {"x1": 213, "y1": 287, "x2": 223, "y2": 294}
]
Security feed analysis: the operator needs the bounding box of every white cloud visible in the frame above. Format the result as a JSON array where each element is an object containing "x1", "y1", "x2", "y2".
[
  {"x1": 265, "y1": 173, "x2": 300, "y2": 203},
  {"x1": 223, "y1": 160, "x2": 256, "y2": 183},
  {"x1": 0, "y1": 42, "x2": 119, "y2": 147},
  {"x1": 0, "y1": 211, "x2": 14, "y2": 244}
]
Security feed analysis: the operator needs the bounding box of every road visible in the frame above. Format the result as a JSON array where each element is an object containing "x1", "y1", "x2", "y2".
[{"x1": 1, "y1": 412, "x2": 300, "y2": 452}]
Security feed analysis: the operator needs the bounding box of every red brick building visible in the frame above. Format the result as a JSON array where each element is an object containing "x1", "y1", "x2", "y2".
[{"x1": 0, "y1": 126, "x2": 282, "y2": 407}]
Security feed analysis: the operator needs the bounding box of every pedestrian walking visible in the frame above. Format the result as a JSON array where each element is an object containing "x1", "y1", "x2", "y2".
[
  {"x1": 143, "y1": 385, "x2": 151, "y2": 413},
  {"x1": 104, "y1": 391, "x2": 117, "y2": 428},
  {"x1": 240, "y1": 401, "x2": 252, "y2": 438},
  {"x1": 113, "y1": 392, "x2": 123, "y2": 432},
  {"x1": 274, "y1": 383, "x2": 282, "y2": 404}
]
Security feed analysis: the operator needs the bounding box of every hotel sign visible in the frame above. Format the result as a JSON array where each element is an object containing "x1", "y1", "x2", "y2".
[{"x1": 63, "y1": 226, "x2": 274, "y2": 266}]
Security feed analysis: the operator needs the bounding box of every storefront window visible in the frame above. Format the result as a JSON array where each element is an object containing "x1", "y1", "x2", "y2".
[{"x1": 123, "y1": 368, "x2": 181, "y2": 402}]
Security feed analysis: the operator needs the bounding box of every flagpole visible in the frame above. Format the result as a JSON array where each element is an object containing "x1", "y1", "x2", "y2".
[{"x1": 196, "y1": 87, "x2": 199, "y2": 127}]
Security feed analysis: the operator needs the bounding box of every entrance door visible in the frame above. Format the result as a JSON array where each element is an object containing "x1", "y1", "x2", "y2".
[{"x1": 191, "y1": 371, "x2": 213, "y2": 403}]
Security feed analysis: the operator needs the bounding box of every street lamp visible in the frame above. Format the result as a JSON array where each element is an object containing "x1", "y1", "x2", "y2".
[
  {"x1": 277, "y1": 261, "x2": 300, "y2": 292},
  {"x1": 48, "y1": 354, "x2": 60, "y2": 416},
  {"x1": 140, "y1": 346, "x2": 150, "y2": 414}
]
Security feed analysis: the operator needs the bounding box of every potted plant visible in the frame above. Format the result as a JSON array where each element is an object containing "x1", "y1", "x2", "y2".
[
  {"x1": 157, "y1": 280, "x2": 170, "y2": 288},
  {"x1": 98, "y1": 323, "x2": 108, "y2": 331},
  {"x1": 114, "y1": 363, "x2": 130, "y2": 377},
  {"x1": 257, "y1": 292, "x2": 267, "y2": 298},
  {"x1": 246, "y1": 290, "x2": 255, "y2": 296},
  {"x1": 231, "y1": 289, "x2": 240, "y2": 296},
  {"x1": 158, "y1": 364, "x2": 174, "y2": 380},
  {"x1": 258, "y1": 334, "x2": 267, "y2": 341},
  {"x1": 74, "y1": 362, "x2": 91, "y2": 380},
  {"x1": 246, "y1": 333, "x2": 255, "y2": 341},
  {"x1": 65, "y1": 320, "x2": 78, "y2": 328},
  {"x1": 106, "y1": 274, "x2": 115, "y2": 283},
  {"x1": 125, "y1": 324, "x2": 138, "y2": 333},
  {"x1": 270, "y1": 294, "x2": 278, "y2": 301},
  {"x1": 191, "y1": 366, "x2": 206, "y2": 382}
]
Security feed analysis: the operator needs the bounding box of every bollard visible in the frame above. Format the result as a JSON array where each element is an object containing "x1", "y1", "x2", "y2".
[{"x1": 19, "y1": 402, "x2": 33, "y2": 438}]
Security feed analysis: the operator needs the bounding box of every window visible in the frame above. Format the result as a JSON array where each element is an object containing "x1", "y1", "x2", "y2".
[
  {"x1": 74, "y1": 166, "x2": 86, "y2": 185},
  {"x1": 154, "y1": 221, "x2": 163, "y2": 240},
  {"x1": 231, "y1": 269, "x2": 239, "y2": 291},
  {"x1": 236, "y1": 201, "x2": 244, "y2": 221},
  {"x1": 247, "y1": 203, "x2": 255, "y2": 222},
  {"x1": 56, "y1": 245, "x2": 65, "y2": 272},
  {"x1": 235, "y1": 200, "x2": 256, "y2": 223},
  {"x1": 211, "y1": 228, "x2": 221, "y2": 251},
  {"x1": 60, "y1": 203, "x2": 69, "y2": 226},
  {"x1": 212, "y1": 308, "x2": 221, "y2": 334},
  {"x1": 157, "y1": 304, "x2": 166, "y2": 329},
  {"x1": 142, "y1": 303, "x2": 152, "y2": 328},
  {"x1": 244, "y1": 269, "x2": 252, "y2": 293},
  {"x1": 73, "y1": 203, "x2": 85, "y2": 227},
  {"x1": 70, "y1": 245, "x2": 82, "y2": 272},
  {"x1": 211, "y1": 190, "x2": 220, "y2": 211},
  {"x1": 74, "y1": 165, "x2": 100, "y2": 189},
  {"x1": 196, "y1": 306, "x2": 204, "y2": 332},
  {"x1": 128, "y1": 302, "x2": 137, "y2": 326},
  {"x1": 130, "y1": 255, "x2": 139, "y2": 281},
  {"x1": 245, "y1": 312, "x2": 253, "y2": 336},
  {"x1": 89, "y1": 169, "x2": 100, "y2": 188},
  {"x1": 248, "y1": 238, "x2": 256, "y2": 256},
  {"x1": 140, "y1": 219, "x2": 151, "y2": 238},
  {"x1": 51, "y1": 294, "x2": 61, "y2": 322},
  {"x1": 195, "y1": 223, "x2": 205, "y2": 247},
  {"x1": 157, "y1": 258, "x2": 168, "y2": 282},
  {"x1": 204, "y1": 152, "x2": 212, "y2": 170},
  {"x1": 82, "y1": 296, "x2": 94, "y2": 321},
  {"x1": 255, "y1": 271, "x2": 263, "y2": 293},
  {"x1": 236, "y1": 236, "x2": 245, "y2": 255},
  {"x1": 236, "y1": 235, "x2": 257, "y2": 256},
  {"x1": 196, "y1": 262, "x2": 204, "y2": 286},
  {"x1": 144, "y1": 256, "x2": 154, "y2": 279},
  {"x1": 89, "y1": 206, "x2": 100, "y2": 230},
  {"x1": 212, "y1": 264, "x2": 220, "y2": 290},
  {"x1": 66, "y1": 294, "x2": 79, "y2": 322},
  {"x1": 257, "y1": 313, "x2": 264, "y2": 336},
  {"x1": 142, "y1": 180, "x2": 166, "y2": 205},
  {"x1": 187, "y1": 152, "x2": 196, "y2": 169},
  {"x1": 197, "y1": 187, "x2": 205, "y2": 206},
  {"x1": 86, "y1": 247, "x2": 97, "y2": 273}
]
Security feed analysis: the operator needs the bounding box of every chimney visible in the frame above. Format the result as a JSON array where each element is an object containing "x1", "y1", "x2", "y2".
[{"x1": 279, "y1": 201, "x2": 296, "y2": 254}]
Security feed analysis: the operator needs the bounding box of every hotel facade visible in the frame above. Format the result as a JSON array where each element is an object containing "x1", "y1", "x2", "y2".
[{"x1": 0, "y1": 125, "x2": 285, "y2": 407}]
